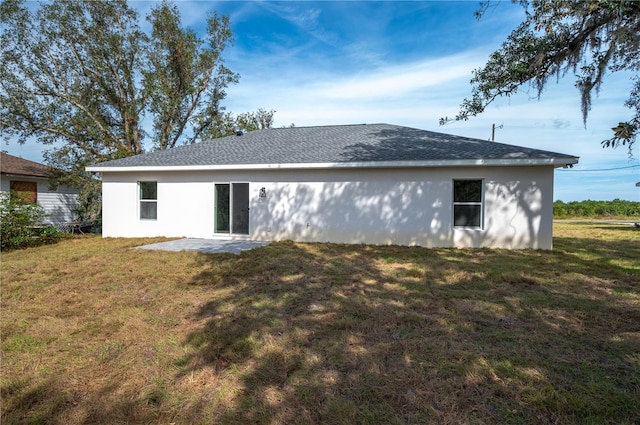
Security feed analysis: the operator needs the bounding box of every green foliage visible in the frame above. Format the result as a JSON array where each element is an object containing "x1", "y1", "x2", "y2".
[
  {"x1": 73, "y1": 178, "x2": 102, "y2": 226},
  {"x1": 204, "y1": 108, "x2": 277, "y2": 139},
  {"x1": 554, "y1": 199, "x2": 640, "y2": 218},
  {"x1": 0, "y1": 0, "x2": 147, "y2": 157},
  {"x1": 0, "y1": 0, "x2": 242, "y2": 157},
  {"x1": 144, "y1": 0, "x2": 238, "y2": 150},
  {"x1": 442, "y1": 0, "x2": 640, "y2": 153},
  {"x1": 0, "y1": 0, "x2": 280, "y2": 221},
  {"x1": 0, "y1": 192, "x2": 61, "y2": 250}
]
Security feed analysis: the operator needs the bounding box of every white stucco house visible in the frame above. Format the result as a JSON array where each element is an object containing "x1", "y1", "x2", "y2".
[
  {"x1": 1, "y1": 152, "x2": 79, "y2": 225},
  {"x1": 86, "y1": 124, "x2": 578, "y2": 249}
]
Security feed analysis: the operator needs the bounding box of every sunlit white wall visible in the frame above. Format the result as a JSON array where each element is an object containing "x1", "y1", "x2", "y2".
[{"x1": 100, "y1": 165, "x2": 553, "y2": 249}]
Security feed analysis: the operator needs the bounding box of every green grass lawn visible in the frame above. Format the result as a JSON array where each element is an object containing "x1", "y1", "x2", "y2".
[{"x1": 1, "y1": 222, "x2": 639, "y2": 424}]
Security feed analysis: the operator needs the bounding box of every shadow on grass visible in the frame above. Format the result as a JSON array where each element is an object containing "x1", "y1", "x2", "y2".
[
  {"x1": 2, "y1": 232, "x2": 638, "y2": 424},
  {"x1": 594, "y1": 226, "x2": 640, "y2": 232},
  {"x1": 175, "y1": 238, "x2": 640, "y2": 424},
  {"x1": 1, "y1": 377, "x2": 156, "y2": 425}
]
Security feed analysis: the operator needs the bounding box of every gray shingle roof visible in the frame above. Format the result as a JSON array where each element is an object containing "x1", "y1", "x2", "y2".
[{"x1": 88, "y1": 123, "x2": 578, "y2": 169}]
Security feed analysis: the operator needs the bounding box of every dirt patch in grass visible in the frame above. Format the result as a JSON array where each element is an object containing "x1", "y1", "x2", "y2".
[{"x1": 1, "y1": 224, "x2": 639, "y2": 424}]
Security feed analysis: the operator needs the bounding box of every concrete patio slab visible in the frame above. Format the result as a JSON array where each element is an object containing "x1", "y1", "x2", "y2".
[{"x1": 137, "y1": 238, "x2": 271, "y2": 255}]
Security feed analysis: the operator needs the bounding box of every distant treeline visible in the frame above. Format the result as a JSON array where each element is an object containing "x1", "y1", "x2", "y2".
[{"x1": 554, "y1": 199, "x2": 640, "y2": 218}]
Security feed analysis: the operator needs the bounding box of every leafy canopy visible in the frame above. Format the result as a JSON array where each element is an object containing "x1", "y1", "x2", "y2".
[
  {"x1": 205, "y1": 108, "x2": 278, "y2": 139},
  {"x1": 0, "y1": 0, "x2": 245, "y2": 167},
  {"x1": 1, "y1": 0, "x2": 148, "y2": 163},
  {"x1": 144, "y1": 1, "x2": 238, "y2": 151},
  {"x1": 0, "y1": 0, "x2": 279, "y2": 222},
  {"x1": 442, "y1": 0, "x2": 640, "y2": 152}
]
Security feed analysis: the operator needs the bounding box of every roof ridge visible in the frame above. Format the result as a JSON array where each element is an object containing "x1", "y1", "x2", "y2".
[{"x1": 257, "y1": 123, "x2": 387, "y2": 131}]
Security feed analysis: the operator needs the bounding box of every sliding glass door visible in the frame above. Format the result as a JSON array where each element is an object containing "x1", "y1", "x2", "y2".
[
  {"x1": 215, "y1": 183, "x2": 249, "y2": 235},
  {"x1": 231, "y1": 183, "x2": 249, "y2": 234},
  {"x1": 214, "y1": 184, "x2": 230, "y2": 233}
]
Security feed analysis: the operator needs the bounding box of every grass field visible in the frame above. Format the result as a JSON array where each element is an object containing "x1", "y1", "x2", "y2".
[{"x1": 1, "y1": 222, "x2": 639, "y2": 424}]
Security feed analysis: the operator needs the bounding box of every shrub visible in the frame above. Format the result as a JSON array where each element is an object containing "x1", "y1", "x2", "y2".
[
  {"x1": 554, "y1": 199, "x2": 640, "y2": 218},
  {"x1": 74, "y1": 177, "x2": 102, "y2": 229},
  {"x1": 0, "y1": 192, "x2": 61, "y2": 250}
]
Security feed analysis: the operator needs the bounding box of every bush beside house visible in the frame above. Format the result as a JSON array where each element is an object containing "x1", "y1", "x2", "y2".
[{"x1": 0, "y1": 192, "x2": 62, "y2": 250}]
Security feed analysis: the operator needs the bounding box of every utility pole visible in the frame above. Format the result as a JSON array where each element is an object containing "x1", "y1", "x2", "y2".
[{"x1": 491, "y1": 123, "x2": 503, "y2": 141}]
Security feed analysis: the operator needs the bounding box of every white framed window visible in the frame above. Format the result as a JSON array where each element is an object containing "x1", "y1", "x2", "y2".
[
  {"x1": 139, "y1": 181, "x2": 157, "y2": 220},
  {"x1": 453, "y1": 179, "x2": 483, "y2": 228}
]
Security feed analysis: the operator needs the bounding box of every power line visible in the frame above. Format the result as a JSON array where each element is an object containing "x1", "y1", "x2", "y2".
[{"x1": 558, "y1": 164, "x2": 640, "y2": 172}]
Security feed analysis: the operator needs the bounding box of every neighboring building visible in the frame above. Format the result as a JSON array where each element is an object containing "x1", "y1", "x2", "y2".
[
  {"x1": 1, "y1": 152, "x2": 79, "y2": 224},
  {"x1": 87, "y1": 124, "x2": 579, "y2": 249}
]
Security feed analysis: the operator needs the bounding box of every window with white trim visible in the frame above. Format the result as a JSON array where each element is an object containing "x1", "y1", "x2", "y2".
[
  {"x1": 453, "y1": 179, "x2": 483, "y2": 228},
  {"x1": 139, "y1": 181, "x2": 157, "y2": 220}
]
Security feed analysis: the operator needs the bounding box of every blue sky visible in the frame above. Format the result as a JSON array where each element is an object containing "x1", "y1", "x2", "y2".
[{"x1": 5, "y1": 1, "x2": 640, "y2": 201}]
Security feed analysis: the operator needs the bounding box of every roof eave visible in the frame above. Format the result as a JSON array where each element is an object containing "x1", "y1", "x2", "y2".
[
  {"x1": 86, "y1": 157, "x2": 579, "y2": 173},
  {"x1": 1, "y1": 171, "x2": 52, "y2": 179}
]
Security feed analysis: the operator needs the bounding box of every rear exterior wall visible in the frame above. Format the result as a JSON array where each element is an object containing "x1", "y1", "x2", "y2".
[{"x1": 100, "y1": 166, "x2": 554, "y2": 249}]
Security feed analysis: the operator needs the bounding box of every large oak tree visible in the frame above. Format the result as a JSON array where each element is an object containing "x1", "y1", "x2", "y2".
[
  {"x1": 0, "y1": 0, "x2": 274, "y2": 221},
  {"x1": 1, "y1": 0, "x2": 240, "y2": 160},
  {"x1": 443, "y1": 0, "x2": 640, "y2": 152}
]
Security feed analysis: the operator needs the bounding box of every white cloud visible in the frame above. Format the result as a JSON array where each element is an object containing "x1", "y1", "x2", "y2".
[
  {"x1": 224, "y1": 49, "x2": 487, "y2": 117},
  {"x1": 309, "y1": 54, "x2": 481, "y2": 100},
  {"x1": 258, "y1": 3, "x2": 340, "y2": 47}
]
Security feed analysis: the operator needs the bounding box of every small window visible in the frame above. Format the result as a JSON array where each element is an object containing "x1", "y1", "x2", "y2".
[
  {"x1": 139, "y1": 181, "x2": 157, "y2": 220},
  {"x1": 453, "y1": 179, "x2": 483, "y2": 228}
]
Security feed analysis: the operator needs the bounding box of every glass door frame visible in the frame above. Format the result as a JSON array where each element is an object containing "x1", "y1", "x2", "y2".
[{"x1": 214, "y1": 182, "x2": 250, "y2": 236}]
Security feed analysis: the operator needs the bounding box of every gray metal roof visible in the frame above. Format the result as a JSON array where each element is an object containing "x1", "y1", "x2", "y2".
[{"x1": 87, "y1": 123, "x2": 578, "y2": 169}]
